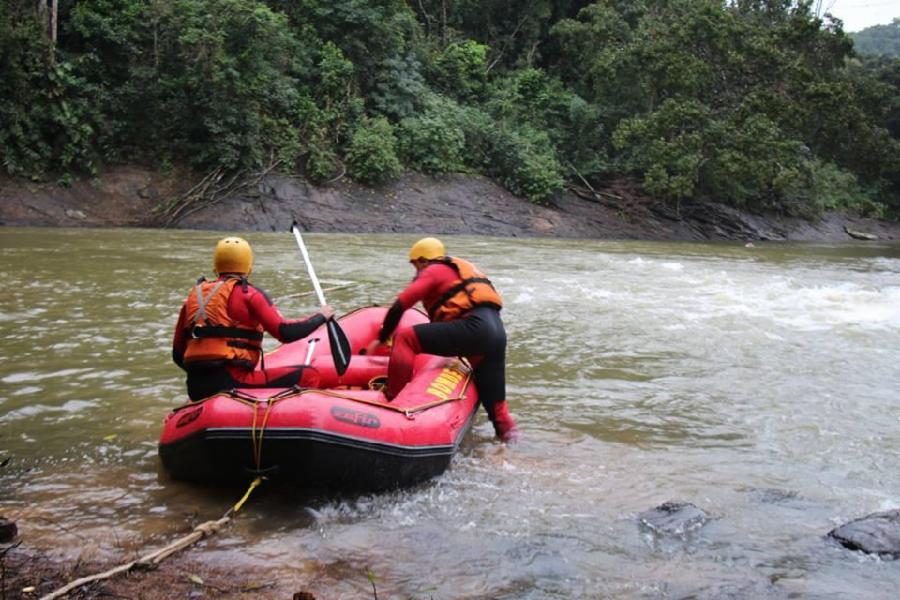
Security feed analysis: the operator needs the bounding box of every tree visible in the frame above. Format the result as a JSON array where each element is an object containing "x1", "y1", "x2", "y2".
[{"x1": 852, "y1": 18, "x2": 900, "y2": 57}]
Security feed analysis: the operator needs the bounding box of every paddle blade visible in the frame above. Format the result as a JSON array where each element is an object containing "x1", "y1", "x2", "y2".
[{"x1": 327, "y1": 319, "x2": 352, "y2": 376}]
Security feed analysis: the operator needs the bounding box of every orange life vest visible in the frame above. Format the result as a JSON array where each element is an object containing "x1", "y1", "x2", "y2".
[
  {"x1": 182, "y1": 276, "x2": 264, "y2": 369},
  {"x1": 427, "y1": 257, "x2": 503, "y2": 322}
]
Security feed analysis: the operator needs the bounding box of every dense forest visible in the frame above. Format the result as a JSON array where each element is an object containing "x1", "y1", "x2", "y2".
[
  {"x1": 2, "y1": 0, "x2": 899, "y2": 217},
  {"x1": 853, "y1": 17, "x2": 900, "y2": 57}
]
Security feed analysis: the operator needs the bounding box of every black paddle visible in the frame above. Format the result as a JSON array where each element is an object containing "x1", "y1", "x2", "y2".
[{"x1": 290, "y1": 223, "x2": 351, "y2": 376}]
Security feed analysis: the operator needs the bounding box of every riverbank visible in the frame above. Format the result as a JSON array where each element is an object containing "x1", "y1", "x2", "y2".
[
  {"x1": 2, "y1": 166, "x2": 898, "y2": 241},
  {"x1": 2, "y1": 544, "x2": 310, "y2": 599}
]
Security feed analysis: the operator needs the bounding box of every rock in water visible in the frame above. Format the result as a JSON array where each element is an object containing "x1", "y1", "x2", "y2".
[
  {"x1": 829, "y1": 509, "x2": 900, "y2": 558},
  {"x1": 638, "y1": 501, "x2": 708, "y2": 536},
  {"x1": 0, "y1": 517, "x2": 17, "y2": 542}
]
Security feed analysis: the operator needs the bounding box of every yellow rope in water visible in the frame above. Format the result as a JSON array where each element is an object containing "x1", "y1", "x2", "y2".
[{"x1": 231, "y1": 476, "x2": 263, "y2": 514}]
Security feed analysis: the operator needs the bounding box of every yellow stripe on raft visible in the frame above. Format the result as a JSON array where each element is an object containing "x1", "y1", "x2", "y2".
[{"x1": 426, "y1": 367, "x2": 465, "y2": 400}]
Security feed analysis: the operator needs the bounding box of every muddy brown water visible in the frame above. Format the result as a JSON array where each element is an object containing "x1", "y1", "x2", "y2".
[{"x1": 2, "y1": 227, "x2": 900, "y2": 598}]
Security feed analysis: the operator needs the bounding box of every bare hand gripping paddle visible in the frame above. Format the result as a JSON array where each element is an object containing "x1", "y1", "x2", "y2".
[{"x1": 291, "y1": 223, "x2": 351, "y2": 376}]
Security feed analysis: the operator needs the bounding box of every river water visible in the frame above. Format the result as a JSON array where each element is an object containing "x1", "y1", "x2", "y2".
[{"x1": 2, "y1": 227, "x2": 899, "y2": 598}]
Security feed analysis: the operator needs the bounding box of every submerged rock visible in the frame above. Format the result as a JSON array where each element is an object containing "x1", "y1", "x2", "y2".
[
  {"x1": 0, "y1": 517, "x2": 17, "y2": 542},
  {"x1": 743, "y1": 487, "x2": 798, "y2": 504},
  {"x1": 828, "y1": 509, "x2": 900, "y2": 558},
  {"x1": 638, "y1": 501, "x2": 708, "y2": 536}
]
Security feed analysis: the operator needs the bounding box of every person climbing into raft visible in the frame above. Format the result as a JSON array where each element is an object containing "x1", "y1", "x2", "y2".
[
  {"x1": 172, "y1": 236, "x2": 334, "y2": 401},
  {"x1": 366, "y1": 237, "x2": 519, "y2": 442}
]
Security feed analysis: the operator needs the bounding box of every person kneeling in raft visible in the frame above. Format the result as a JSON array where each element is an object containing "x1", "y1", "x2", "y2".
[
  {"x1": 366, "y1": 237, "x2": 519, "y2": 442},
  {"x1": 173, "y1": 236, "x2": 334, "y2": 401}
]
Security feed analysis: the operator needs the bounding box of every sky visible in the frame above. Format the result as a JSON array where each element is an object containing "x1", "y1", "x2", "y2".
[{"x1": 825, "y1": 0, "x2": 900, "y2": 32}]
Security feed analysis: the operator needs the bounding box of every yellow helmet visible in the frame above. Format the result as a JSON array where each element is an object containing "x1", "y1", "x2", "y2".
[
  {"x1": 408, "y1": 237, "x2": 445, "y2": 261},
  {"x1": 213, "y1": 236, "x2": 253, "y2": 275}
]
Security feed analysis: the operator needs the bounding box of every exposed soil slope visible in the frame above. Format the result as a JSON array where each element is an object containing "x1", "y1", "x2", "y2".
[{"x1": 2, "y1": 167, "x2": 897, "y2": 242}]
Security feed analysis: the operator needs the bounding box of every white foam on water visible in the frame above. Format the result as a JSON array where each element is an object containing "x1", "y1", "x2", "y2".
[
  {"x1": 77, "y1": 369, "x2": 129, "y2": 380},
  {"x1": 611, "y1": 260, "x2": 900, "y2": 332},
  {"x1": 1, "y1": 368, "x2": 94, "y2": 383},
  {"x1": 12, "y1": 385, "x2": 43, "y2": 396},
  {"x1": 0, "y1": 398, "x2": 99, "y2": 423},
  {"x1": 1, "y1": 403, "x2": 58, "y2": 421},
  {"x1": 660, "y1": 262, "x2": 684, "y2": 271},
  {"x1": 749, "y1": 282, "x2": 900, "y2": 331},
  {"x1": 59, "y1": 399, "x2": 99, "y2": 412},
  {"x1": 511, "y1": 289, "x2": 535, "y2": 304}
]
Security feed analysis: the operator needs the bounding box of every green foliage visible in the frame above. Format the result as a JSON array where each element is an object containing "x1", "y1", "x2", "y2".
[
  {"x1": 458, "y1": 106, "x2": 564, "y2": 202},
  {"x1": 428, "y1": 40, "x2": 488, "y2": 100},
  {"x1": 705, "y1": 112, "x2": 813, "y2": 214},
  {"x1": 412, "y1": 0, "x2": 556, "y2": 70},
  {"x1": 317, "y1": 41, "x2": 354, "y2": 101},
  {"x1": 807, "y1": 160, "x2": 883, "y2": 217},
  {"x1": 0, "y1": 1, "x2": 100, "y2": 176},
  {"x1": 489, "y1": 125, "x2": 565, "y2": 201},
  {"x1": 2, "y1": 0, "x2": 899, "y2": 217},
  {"x1": 614, "y1": 98, "x2": 711, "y2": 201},
  {"x1": 616, "y1": 98, "x2": 817, "y2": 213},
  {"x1": 345, "y1": 117, "x2": 402, "y2": 184},
  {"x1": 369, "y1": 52, "x2": 428, "y2": 119},
  {"x1": 487, "y1": 68, "x2": 608, "y2": 178},
  {"x1": 63, "y1": 0, "x2": 315, "y2": 172},
  {"x1": 397, "y1": 107, "x2": 466, "y2": 173},
  {"x1": 558, "y1": 0, "x2": 898, "y2": 215},
  {"x1": 852, "y1": 18, "x2": 900, "y2": 57},
  {"x1": 159, "y1": 0, "x2": 310, "y2": 170}
]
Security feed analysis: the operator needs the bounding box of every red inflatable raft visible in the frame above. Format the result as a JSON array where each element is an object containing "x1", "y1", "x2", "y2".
[{"x1": 158, "y1": 306, "x2": 479, "y2": 489}]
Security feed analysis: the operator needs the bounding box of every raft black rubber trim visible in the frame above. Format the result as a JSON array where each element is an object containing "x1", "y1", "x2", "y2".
[
  {"x1": 158, "y1": 408, "x2": 478, "y2": 489},
  {"x1": 176, "y1": 426, "x2": 463, "y2": 458}
]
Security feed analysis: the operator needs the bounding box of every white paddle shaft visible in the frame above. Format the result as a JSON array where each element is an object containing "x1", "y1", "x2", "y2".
[
  {"x1": 304, "y1": 337, "x2": 319, "y2": 366},
  {"x1": 291, "y1": 226, "x2": 326, "y2": 305}
]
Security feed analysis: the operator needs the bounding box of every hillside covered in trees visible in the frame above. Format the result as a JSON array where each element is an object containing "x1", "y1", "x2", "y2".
[
  {"x1": 2, "y1": 0, "x2": 899, "y2": 219},
  {"x1": 852, "y1": 17, "x2": 900, "y2": 57}
]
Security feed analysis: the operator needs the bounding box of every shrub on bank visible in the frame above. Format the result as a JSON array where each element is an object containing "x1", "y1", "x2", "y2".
[{"x1": 345, "y1": 117, "x2": 402, "y2": 184}]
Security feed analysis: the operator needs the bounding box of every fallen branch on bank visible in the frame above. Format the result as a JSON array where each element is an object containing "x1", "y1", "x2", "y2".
[
  {"x1": 154, "y1": 160, "x2": 282, "y2": 227},
  {"x1": 566, "y1": 184, "x2": 624, "y2": 207},
  {"x1": 39, "y1": 515, "x2": 229, "y2": 600},
  {"x1": 40, "y1": 478, "x2": 263, "y2": 600}
]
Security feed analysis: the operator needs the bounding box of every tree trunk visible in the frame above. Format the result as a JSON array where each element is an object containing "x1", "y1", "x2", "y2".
[
  {"x1": 36, "y1": 0, "x2": 47, "y2": 29},
  {"x1": 50, "y1": 0, "x2": 57, "y2": 43},
  {"x1": 34, "y1": 1, "x2": 56, "y2": 43},
  {"x1": 441, "y1": 0, "x2": 447, "y2": 47}
]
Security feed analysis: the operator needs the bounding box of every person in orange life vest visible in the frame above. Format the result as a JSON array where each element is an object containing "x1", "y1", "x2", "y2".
[
  {"x1": 172, "y1": 236, "x2": 335, "y2": 401},
  {"x1": 365, "y1": 237, "x2": 519, "y2": 442}
]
